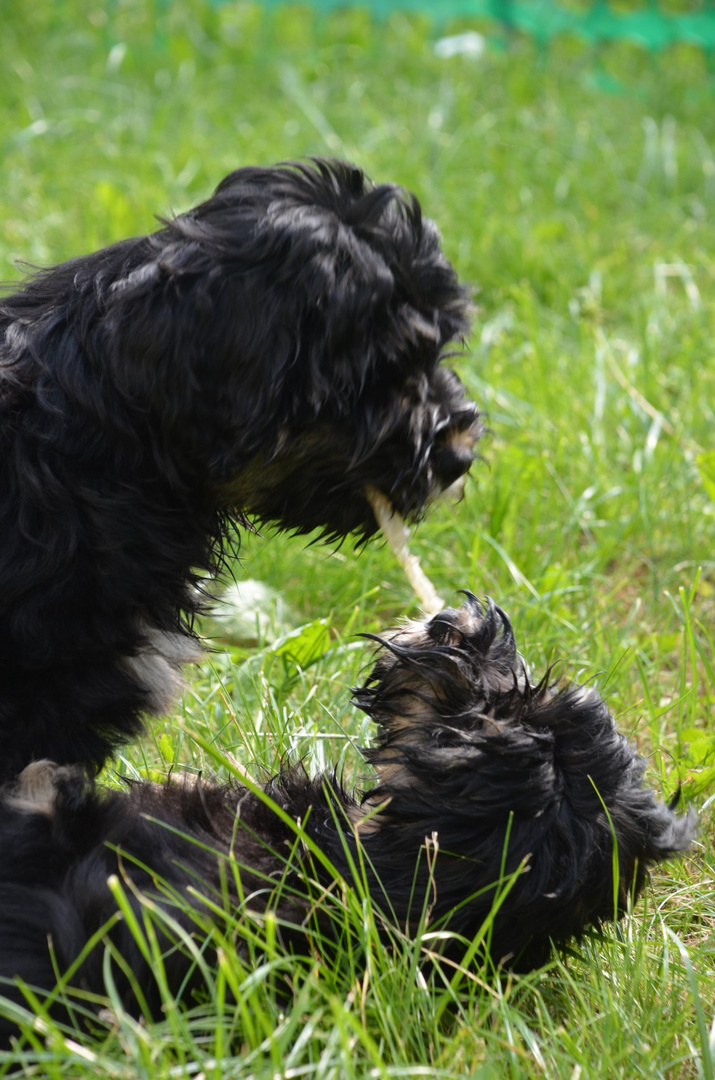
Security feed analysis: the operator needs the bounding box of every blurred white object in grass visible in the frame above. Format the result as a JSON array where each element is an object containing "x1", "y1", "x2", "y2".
[
  {"x1": 203, "y1": 580, "x2": 291, "y2": 646},
  {"x1": 434, "y1": 32, "x2": 486, "y2": 60}
]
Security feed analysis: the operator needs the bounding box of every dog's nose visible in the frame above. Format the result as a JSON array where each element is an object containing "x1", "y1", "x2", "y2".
[{"x1": 432, "y1": 437, "x2": 475, "y2": 490}]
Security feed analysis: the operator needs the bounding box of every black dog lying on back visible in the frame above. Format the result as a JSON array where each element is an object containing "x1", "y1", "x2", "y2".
[
  {"x1": 0, "y1": 159, "x2": 480, "y2": 779},
  {"x1": 0, "y1": 596, "x2": 693, "y2": 1044}
]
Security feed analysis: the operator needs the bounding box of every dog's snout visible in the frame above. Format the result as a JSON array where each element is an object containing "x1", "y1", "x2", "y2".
[{"x1": 432, "y1": 429, "x2": 477, "y2": 490}]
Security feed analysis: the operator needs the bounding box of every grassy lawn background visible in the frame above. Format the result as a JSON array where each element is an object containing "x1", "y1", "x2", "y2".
[{"x1": 1, "y1": 3, "x2": 714, "y2": 1076}]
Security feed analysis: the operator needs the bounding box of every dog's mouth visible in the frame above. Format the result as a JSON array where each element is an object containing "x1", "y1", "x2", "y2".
[
  {"x1": 219, "y1": 389, "x2": 480, "y2": 549},
  {"x1": 427, "y1": 471, "x2": 468, "y2": 505},
  {"x1": 368, "y1": 408, "x2": 478, "y2": 516},
  {"x1": 363, "y1": 412, "x2": 479, "y2": 612},
  {"x1": 365, "y1": 481, "x2": 469, "y2": 615}
]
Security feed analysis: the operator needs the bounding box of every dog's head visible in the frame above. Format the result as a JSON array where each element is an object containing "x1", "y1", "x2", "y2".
[
  {"x1": 97, "y1": 159, "x2": 480, "y2": 540},
  {"x1": 353, "y1": 594, "x2": 694, "y2": 968}
]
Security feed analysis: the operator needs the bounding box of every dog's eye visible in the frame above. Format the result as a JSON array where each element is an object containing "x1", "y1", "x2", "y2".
[{"x1": 428, "y1": 612, "x2": 460, "y2": 645}]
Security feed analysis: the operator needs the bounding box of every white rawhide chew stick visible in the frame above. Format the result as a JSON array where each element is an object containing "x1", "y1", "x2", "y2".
[{"x1": 365, "y1": 486, "x2": 444, "y2": 615}]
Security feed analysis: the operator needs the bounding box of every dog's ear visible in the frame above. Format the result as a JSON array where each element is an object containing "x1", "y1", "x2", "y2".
[{"x1": 295, "y1": 198, "x2": 469, "y2": 401}]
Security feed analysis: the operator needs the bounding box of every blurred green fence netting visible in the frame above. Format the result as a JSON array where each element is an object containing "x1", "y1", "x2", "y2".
[{"x1": 251, "y1": 0, "x2": 715, "y2": 50}]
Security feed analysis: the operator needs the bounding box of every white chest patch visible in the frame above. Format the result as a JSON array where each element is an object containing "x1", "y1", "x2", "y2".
[{"x1": 122, "y1": 628, "x2": 203, "y2": 716}]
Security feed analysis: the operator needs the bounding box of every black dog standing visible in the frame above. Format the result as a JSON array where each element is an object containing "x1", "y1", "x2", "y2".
[{"x1": 0, "y1": 159, "x2": 480, "y2": 778}]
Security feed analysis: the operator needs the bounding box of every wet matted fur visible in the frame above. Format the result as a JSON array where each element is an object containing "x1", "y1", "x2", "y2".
[
  {"x1": 0, "y1": 159, "x2": 481, "y2": 778},
  {"x1": 0, "y1": 596, "x2": 693, "y2": 1044}
]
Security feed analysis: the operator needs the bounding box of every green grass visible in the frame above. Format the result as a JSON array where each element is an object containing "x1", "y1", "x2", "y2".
[{"x1": 2, "y1": 3, "x2": 715, "y2": 1076}]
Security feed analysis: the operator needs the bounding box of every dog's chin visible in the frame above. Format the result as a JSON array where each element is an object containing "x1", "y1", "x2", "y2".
[
  {"x1": 218, "y1": 408, "x2": 480, "y2": 542},
  {"x1": 217, "y1": 434, "x2": 476, "y2": 542},
  {"x1": 238, "y1": 484, "x2": 395, "y2": 543},
  {"x1": 425, "y1": 470, "x2": 469, "y2": 507},
  {"x1": 233, "y1": 471, "x2": 472, "y2": 544}
]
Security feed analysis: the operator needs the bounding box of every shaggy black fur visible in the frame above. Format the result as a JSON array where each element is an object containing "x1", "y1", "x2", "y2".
[
  {"x1": 0, "y1": 595, "x2": 693, "y2": 1046},
  {"x1": 0, "y1": 159, "x2": 480, "y2": 779}
]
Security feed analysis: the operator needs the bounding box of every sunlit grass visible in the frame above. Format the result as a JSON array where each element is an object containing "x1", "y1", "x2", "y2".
[{"x1": 1, "y1": 3, "x2": 714, "y2": 1076}]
